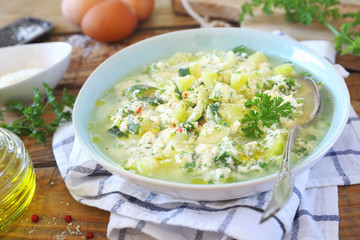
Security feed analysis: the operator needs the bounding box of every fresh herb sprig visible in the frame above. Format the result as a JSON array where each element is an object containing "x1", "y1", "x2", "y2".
[
  {"x1": 241, "y1": 92, "x2": 293, "y2": 138},
  {"x1": 0, "y1": 83, "x2": 76, "y2": 144},
  {"x1": 238, "y1": 0, "x2": 360, "y2": 56}
]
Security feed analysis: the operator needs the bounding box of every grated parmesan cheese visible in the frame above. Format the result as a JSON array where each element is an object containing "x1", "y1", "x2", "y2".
[{"x1": 0, "y1": 68, "x2": 43, "y2": 88}]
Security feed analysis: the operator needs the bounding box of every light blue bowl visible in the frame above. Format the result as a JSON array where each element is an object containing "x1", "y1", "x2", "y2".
[{"x1": 73, "y1": 28, "x2": 350, "y2": 200}]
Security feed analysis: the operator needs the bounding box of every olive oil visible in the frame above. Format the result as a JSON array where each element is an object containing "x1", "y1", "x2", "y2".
[{"x1": 0, "y1": 128, "x2": 36, "y2": 231}]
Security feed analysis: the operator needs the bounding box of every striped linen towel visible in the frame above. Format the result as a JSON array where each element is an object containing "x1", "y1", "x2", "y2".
[{"x1": 52, "y1": 40, "x2": 360, "y2": 240}]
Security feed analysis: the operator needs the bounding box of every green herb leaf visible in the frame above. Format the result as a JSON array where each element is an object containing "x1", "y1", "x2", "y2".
[
  {"x1": 284, "y1": 78, "x2": 295, "y2": 88},
  {"x1": 334, "y1": 11, "x2": 360, "y2": 55},
  {"x1": 215, "y1": 152, "x2": 240, "y2": 167},
  {"x1": 138, "y1": 96, "x2": 164, "y2": 106},
  {"x1": 183, "y1": 162, "x2": 196, "y2": 172},
  {"x1": 172, "y1": 81, "x2": 182, "y2": 100},
  {"x1": 232, "y1": 45, "x2": 247, "y2": 54},
  {"x1": 238, "y1": 0, "x2": 360, "y2": 56},
  {"x1": 125, "y1": 84, "x2": 157, "y2": 99},
  {"x1": 180, "y1": 120, "x2": 195, "y2": 131},
  {"x1": 241, "y1": 92, "x2": 293, "y2": 138},
  {"x1": 0, "y1": 82, "x2": 76, "y2": 144}
]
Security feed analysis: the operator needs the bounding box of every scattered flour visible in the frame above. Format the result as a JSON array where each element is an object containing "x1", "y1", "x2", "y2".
[
  {"x1": 15, "y1": 25, "x2": 44, "y2": 42},
  {"x1": 62, "y1": 34, "x2": 122, "y2": 62},
  {"x1": 53, "y1": 231, "x2": 67, "y2": 240},
  {"x1": 63, "y1": 34, "x2": 102, "y2": 60},
  {"x1": 0, "y1": 68, "x2": 43, "y2": 88}
]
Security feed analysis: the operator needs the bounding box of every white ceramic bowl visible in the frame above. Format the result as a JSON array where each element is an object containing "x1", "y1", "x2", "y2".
[
  {"x1": 73, "y1": 28, "x2": 350, "y2": 201},
  {"x1": 0, "y1": 42, "x2": 72, "y2": 106}
]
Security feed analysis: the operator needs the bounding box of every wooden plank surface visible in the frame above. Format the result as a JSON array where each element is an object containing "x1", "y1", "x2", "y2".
[
  {"x1": 339, "y1": 184, "x2": 360, "y2": 238},
  {"x1": 1, "y1": 0, "x2": 360, "y2": 239}
]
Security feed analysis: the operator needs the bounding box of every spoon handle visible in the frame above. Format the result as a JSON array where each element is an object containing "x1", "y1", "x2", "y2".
[{"x1": 260, "y1": 125, "x2": 300, "y2": 223}]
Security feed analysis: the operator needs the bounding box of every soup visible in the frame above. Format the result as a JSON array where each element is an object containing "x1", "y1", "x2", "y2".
[{"x1": 89, "y1": 46, "x2": 332, "y2": 184}]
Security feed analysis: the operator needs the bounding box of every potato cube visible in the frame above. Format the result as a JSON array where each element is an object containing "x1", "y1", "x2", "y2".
[
  {"x1": 248, "y1": 51, "x2": 267, "y2": 68},
  {"x1": 218, "y1": 103, "x2": 246, "y2": 125},
  {"x1": 274, "y1": 63, "x2": 294, "y2": 77},
  {"x1": 189, "y1": 63, "x2": 202, "y2": 78},
  {"x1": 230, "y1": 72, "x2": 257, "y2": 90},
  {"x1": 201, "y1": 71, "x2": 219, "y2": 89}
]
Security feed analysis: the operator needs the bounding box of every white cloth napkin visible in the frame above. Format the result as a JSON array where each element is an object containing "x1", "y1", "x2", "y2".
[{"x1": 52, "y1": 39, "x2": 360, "y2": 240}]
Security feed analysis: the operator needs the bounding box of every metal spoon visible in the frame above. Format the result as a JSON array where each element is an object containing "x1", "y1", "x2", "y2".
[{"x1": 260, "y1": 77, "x2": 321, "y2": 223}]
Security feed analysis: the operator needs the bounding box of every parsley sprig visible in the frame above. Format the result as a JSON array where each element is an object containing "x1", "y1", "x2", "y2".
[
  {"x1": 0, "y1": 83, "x2": 75, "y2": 144},
  {"x1": 238, "y1": 0, "x2": 360, "y2": 56},
  {"x1": 241, "y1": 92, "x2": 293, "y2": 138}
]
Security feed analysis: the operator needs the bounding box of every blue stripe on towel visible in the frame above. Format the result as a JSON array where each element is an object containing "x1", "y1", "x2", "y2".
[
  {"x1": 89, "y1": 164, "x2": 112, "y2": 177},
  {"x1": 52, "y1": 135, "x2": 75, "y2": 150},
  {"x1": 291, "y1": 209, "x2": 339, "y2": 239},
  {"x1": 67, "y1": 165, "x2": 94, "y2": 175},
  {"x1": 195, "y1": 230, "x2": 204, "y2": 240},
  {"x1": 145, "y1": 192, "x2": 157, "y2": 203},
  {"x1": 199, "y1": 201, "x2": 208, "y2": 207},
  {"x1": 347, "y1": 117, "x2": 360, "y2": 124},
  {"x1": 328, "y1": 148, "x2": 351, "y2": 185},
  {"x1": 296, "y1": 209, "x2": 339, "y2": 221},
  {"x1": 78, "y1": 190, "x2": 257, "y2": 212},
  {"x1": 293, "y1": 187, "x2": 302, "y2": 201},
  {"x1": 218, "y1": 208, "x2": 237, "y2": 234},
  {"x1": 161, "y1": 203, "x2": 188, "y2": 224},
  {"x1": 118, "y1": 228, "x2": 127, "y2": 240},
  {"x1": 290, "y1": 218, "x2": 300, "y2": 240},
  {"x1": 135, "y1": 220, "x2": 146, "y2": 231},
  {"x1": 325, "y1": 149, "x2": 360, "y2": 157},
  {"x1": 98, "y1": 176, "x2": 112, "y2": 195},
  {"x1": 255, "y1": 192, "x2": 267, "y2": 208},
  {"x1": 76, "y1": 190, "x2": 286, "y2": 234},
  {"x1": 67, "y1": 164, "x2": 112, "y2": 177},
  {"x1": 111, "y1": 199, "x2": 126, "y2": 213}
]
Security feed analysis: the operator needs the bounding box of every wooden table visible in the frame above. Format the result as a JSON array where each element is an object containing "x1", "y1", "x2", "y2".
[{"x1": 0, "y1": 0, "x2": 360, "y2": 239}]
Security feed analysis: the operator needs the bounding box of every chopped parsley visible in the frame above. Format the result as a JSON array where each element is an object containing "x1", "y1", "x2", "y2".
[{"x1": 241, "y1": 92, "x2": 293, "y2": 138}]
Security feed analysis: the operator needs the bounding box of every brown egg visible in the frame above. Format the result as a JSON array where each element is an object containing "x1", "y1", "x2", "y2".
[
  {"x1": 81, "y1": 1, "x2": 138, "y2": 42},
  {"x1": 121, "y1": 0, "x2": 155, "y2": 22},
  {"x1": 61, "y1": 0, "x2": 105, "y2": 26}
]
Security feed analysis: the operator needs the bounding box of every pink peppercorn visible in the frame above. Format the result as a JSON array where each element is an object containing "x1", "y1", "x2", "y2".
[
  {"x1": 31, "y1": 214, "x2": 39, "y2": 223},
  {"x1": 86, "y1": 231, "x2": 94, "y2": 239},
  {"x1": 64, "y1": 215, "x2": 72, "y2": 222}
]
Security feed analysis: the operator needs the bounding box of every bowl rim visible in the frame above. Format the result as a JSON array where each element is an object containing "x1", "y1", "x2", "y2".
[
  {"x1": 73, "y1": 27, "x2": 350, "y2": 192},
  {"x1": 0, "y1": 41, "x2": 72, "y2": 90}
]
